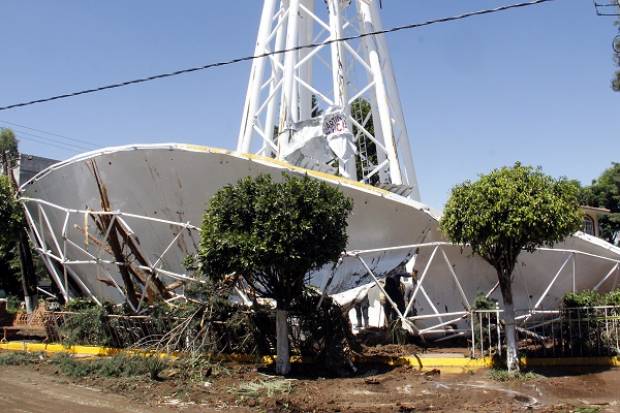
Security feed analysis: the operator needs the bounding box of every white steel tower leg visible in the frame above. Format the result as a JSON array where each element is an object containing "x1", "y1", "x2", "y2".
[
  {"x1": 238, "y1": 0, "x2": 278, "y2": 153},
  {"x1": 327, "y1": 0, "x2": 348, "y2": 112},
  {"x1": 278, "y1": 0, "x2": 301, "y2": 158},
  {"x1": 365, "y1": 0, "x2": 420, "y2": 199},
  {"x1": 327, "y1": 0, "x2": 355, "y2": 179},
  {"x1": 356, "y1": 0, "x2": 401, "y2": 185},
  {"x1": 261, "y1": 4, "x2": 287, "y2": 156},
  {"x1": 298, "y1": 0, "x2": 314, "y2": 120}
]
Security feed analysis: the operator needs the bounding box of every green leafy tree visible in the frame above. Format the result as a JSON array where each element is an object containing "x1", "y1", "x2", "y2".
[
  {"x1": 198, "y1": 174, "x2": 353, "y2": 375},
  {"x1": 0, "y1": 129, "x2": 18, "y2": 176},
  {"x1": 0, "y1": 176, "x2": 24, "y2": 298},
  {"x1": 440, "y1": 163, "x2": 582, "y2": 371},
  {"x1": 0, "y1": 176, "x2": 22, "y2": 246},
  {"x1": 582, "y1": 163, "x2": 620, "y2": 245},
  {"x1": 0, "y1": 129, "x2": 39, "y2": 311}
]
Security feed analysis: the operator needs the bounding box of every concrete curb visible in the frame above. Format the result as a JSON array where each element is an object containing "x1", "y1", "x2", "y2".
[
  {"x1": 521, "y1": 356, "x2": 620, "y2": 368},
  {"x1": 1, "y1": 342, "x2": 618, "y2": 372},
  {"x1": 0, "y1": 342, "x2": 119, "y2": 356}
]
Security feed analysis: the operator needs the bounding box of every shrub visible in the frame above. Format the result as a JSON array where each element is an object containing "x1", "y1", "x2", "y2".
[
  {"x1": 562, "y1": 290, "x2": 602, "y2": 308},
  {"x1": 473, "y1": 293, "x2": 497, "y2": 310},
  {"x1": 603, "y1": 289, "x2": 620, "y2": 306},
  {"x1": 5, "y1": 295, "x2": 21, "y2": 313},
  {"x1": 488, "y1": 368, "x2": 540, "y2": 382},
  {"x1": 60, "y1": 299, "x2": 174, "y2": 348},
  {"x1": 157, "y1": 279, "x2": 272, "y2": 356},
  {"x1": 173, "y1": 353, "x2": 227, "y2": 383},
  {"x1": 562, "y1": 289, "x2": 620, "y2": 308},
  {"x1": 0, "y1": 351, "x2": 42, "y2": 366},
  {"x1": 289, "y1": 287, "x2": 359, "y2": 372},
  {"x1": 61, "y1": 301, "x2": 114, "y2": 347},
  {"x1": 560, "y1": 290, "x2": 620, "y2": 356},
  {"x1": 51, "y1": 353, "x2": 167, "y2": 380}
]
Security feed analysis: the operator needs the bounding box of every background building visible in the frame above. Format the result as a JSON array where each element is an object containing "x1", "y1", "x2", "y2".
[
  {"x1": 581, "y1": 205, "x2": 610, "y2": 238},
  {"x1": 14, "y1": 154, "x2": 57, "y2": 184}
]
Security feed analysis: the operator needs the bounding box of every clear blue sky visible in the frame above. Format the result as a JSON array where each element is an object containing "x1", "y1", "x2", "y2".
[{"x1": 1, "y1": 1, "x2": 618, "y2": 210}]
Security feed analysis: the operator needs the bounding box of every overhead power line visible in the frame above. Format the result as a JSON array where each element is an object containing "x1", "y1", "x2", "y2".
[
  {"x1": 1, "y1": 128, "x2": 82, "y2": 153},
  {"x1": 1, "y1": 127, "x2": 82, "y2": 153},
  {"x1": 16, "y1": 134, "x2": 82, "y2": 154},
  {"x1": 0, "y1": 120, "x2": 98, "y2": 149},
  {"x1": 0, "y1": 0, "x2": 559, "y2": 112},
  {"x1": 13, "y1": 129, "x2": 95, "y2": 152}
]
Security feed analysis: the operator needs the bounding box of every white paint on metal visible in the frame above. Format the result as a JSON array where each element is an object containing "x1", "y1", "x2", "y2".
[
  {"x1": 20, "y1": 144, "x2": 439, "y2": 305},
  {"x1": 237, "y1": 0, "x2": 420, "y2": 198},
  {"x1": 22, "y1": 143, "x2": 620, "y2": 335}
]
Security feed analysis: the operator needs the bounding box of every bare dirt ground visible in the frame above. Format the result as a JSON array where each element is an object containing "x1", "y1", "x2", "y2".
[{"x1": 0, "y1": 362, "x2": 619, "y2": 413}]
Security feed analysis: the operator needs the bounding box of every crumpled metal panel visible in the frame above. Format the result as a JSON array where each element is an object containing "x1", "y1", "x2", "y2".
[
  {"x1": 20, "y1": 144, "x2": 440, "y2": 304},
  {"x1": 22, "y1": 143, "x2": 620, "y2": 324},
  {"x1": 410, "y1": 233, "x2": 620, "y2": 330}
]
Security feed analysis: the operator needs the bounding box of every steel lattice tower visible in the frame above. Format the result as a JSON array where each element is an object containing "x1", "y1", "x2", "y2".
[{"x1": 238, "y1": 0, "x2": 420, "y2": 200}]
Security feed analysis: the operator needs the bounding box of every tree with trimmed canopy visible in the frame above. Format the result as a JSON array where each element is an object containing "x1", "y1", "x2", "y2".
[
  {"x1": 0, "y1": 129, "x2": 38, "y2": 311},
  {"x1": 0, "y1": 128, "x2": 18, "y2": 176},
  {"x1": 198, "y1": 173, "x2": 353, "y2": 375},
  {"x1": 440, "y1": 163, "x2": 582, "y2": 372}
]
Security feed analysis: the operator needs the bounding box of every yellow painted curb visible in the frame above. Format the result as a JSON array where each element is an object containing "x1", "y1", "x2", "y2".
[
  {"x1": 0, "y1": 342, "x2": 176, "y2": 359},
  {"x1": 521, "y1": 356, "x2": 620, "y2": 368},
  {"x1": 1, "y1": 342, "x2": 490, "y2": 372},
  {"x1": 357, "y1": 355, "x2": 494, "y2": 373},
  {"x1": 0, "y1": 342, "x2": 118, "y2": 356},
  {"x1": 1, "y1": 342, "x2": 618, "y2": 371}
]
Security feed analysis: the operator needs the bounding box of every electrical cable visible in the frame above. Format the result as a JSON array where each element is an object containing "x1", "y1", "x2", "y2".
[
  {"x1": 0, "y1": 120, "x2": 98, "y2": 149},
  {"x1": 2, "y1": 126, "x2": 96, "y2": 151},
  {"x1": 0, "y1": 0, "x2": 559, "y2": 112},
  {"x1": 14, "y1": 134, "x2": 82, "y2": 153},
  {"x1": 1, "y1": 127, "x2": 95, "y2": 152},
  {"x1": 1, "y1": 126, "x2": 85, "y2": 153},
  {"x1": 13, "y1": 129, "x2": 95, "y2": 151}
]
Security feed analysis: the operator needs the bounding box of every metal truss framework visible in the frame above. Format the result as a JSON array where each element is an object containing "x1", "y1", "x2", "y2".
[
  {"x1": 346, "y1": 242, "x2": 620, "y2": 338},
  {"x1": 22, "y1": 197, "x2": 620, "y2": 338},
  {"x1": 238, "y1": 0, "x2": 420, "y2": 198},
  {"x1": 20, "y1": 197, "x2": 202, "y2": 313}
]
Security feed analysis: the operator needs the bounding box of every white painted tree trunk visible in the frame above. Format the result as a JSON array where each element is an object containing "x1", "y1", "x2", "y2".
[
  {"x1": 275, "y1": 308, "x2": 291, "y2": 375},
  {"x1": 497, "y1": 267, "x2": 519, "y2": 373},
  {"x1": 503, "y1": 301, "x2": 519, "y2": 372}
]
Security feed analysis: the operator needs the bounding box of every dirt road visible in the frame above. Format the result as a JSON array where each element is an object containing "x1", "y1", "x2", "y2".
[
  {"x1": 0, "y1": 367, "x2": 245, "y2": 413},
  {"x1": 0, "y1": 366, "x2": 179, "y2": 413},
  {"x1": 0, "y1": 363, "x2": 619, "y2": 412}
]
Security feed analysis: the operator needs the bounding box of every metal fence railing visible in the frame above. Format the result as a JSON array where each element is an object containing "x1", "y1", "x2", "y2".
[
  {"x1": 8, "y1": 305, "x2": 620, "y2": 360},
  {"x1": 468, "y1": 308, "x2": 502, "y2": 359},
  {"x1": 520, "y1": 306, "x2": 620, "y2": 357},
  {"x1": 468, "y1": 306, "x2": 620, "y2": 359}
]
